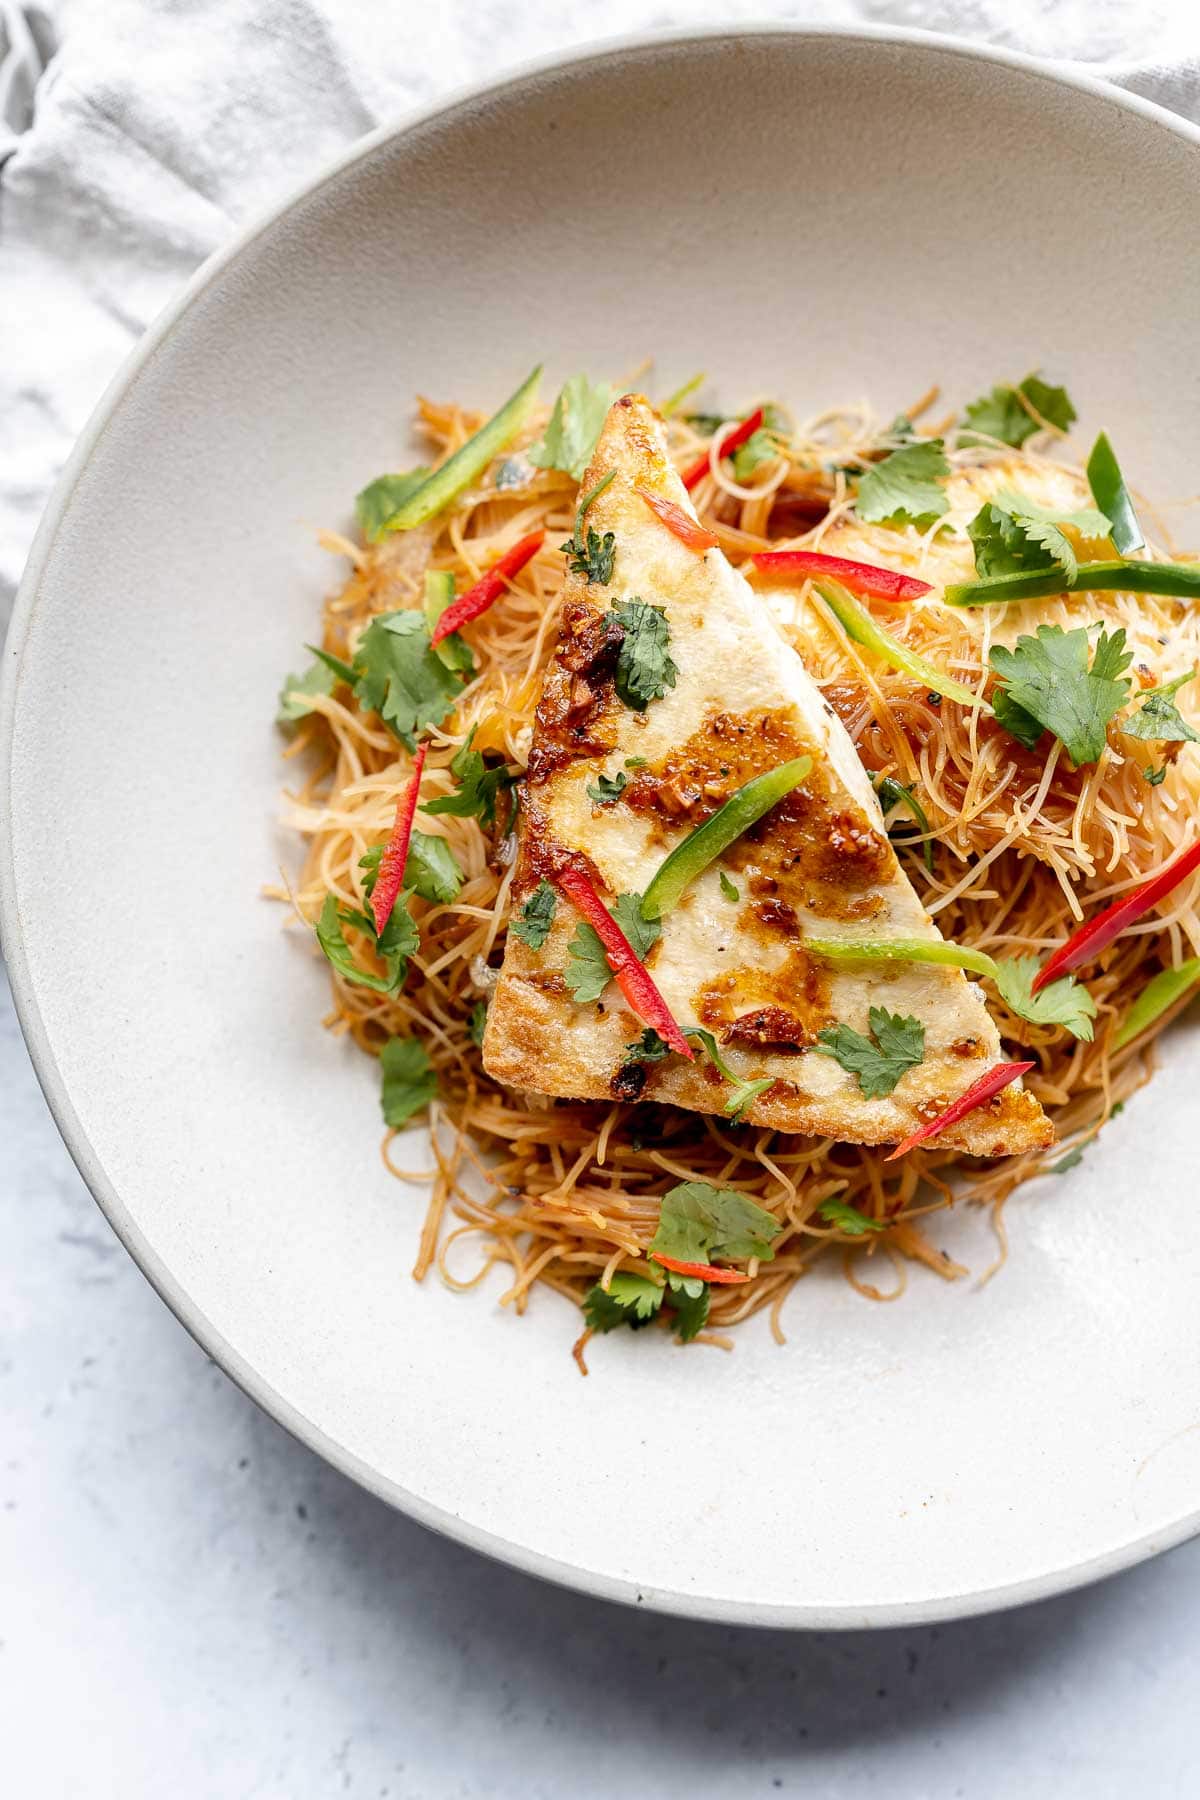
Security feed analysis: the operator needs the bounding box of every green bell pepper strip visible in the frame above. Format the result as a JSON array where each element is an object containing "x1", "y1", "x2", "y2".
[
  {"x1": 1114, "y1": 957, "x2": 1200, "y2": 1049},
  {"x1": 1086, "y1": 432, "x2": 1144, "y2": 557},
  {"x1": 640, "y1": 756, "x2": 814, "y2": 920},
  {"x1": 944, "y1": 558, "x2": 1200, "y2": 607},
  {"x1": 805, "y1": 936, "x2": 999, "y2": 979},
  {"x1": 814, "y1": 580, "x2": 987, "y2": 711},
  {"x1": 873, "y1": 775, "x2": 935, "y2": 873},
  {"x1": 381, "y1": 365, "x2": 542, "y2": 531}
]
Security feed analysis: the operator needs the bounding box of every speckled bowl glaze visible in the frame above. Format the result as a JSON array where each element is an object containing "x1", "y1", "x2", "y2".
[{"x1": 6, "y1": 26, "x2": 1200, "y2": 1627}]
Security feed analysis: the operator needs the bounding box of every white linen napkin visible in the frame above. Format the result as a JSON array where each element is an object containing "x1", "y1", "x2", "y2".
[{"x1": 1, "y1": 0, "x2": 1197, "y2": 624}]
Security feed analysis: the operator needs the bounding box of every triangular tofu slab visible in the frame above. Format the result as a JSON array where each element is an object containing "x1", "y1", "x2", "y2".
[{"x1": 483, "y1": 396, "x2": 1052, "y2": 1156}]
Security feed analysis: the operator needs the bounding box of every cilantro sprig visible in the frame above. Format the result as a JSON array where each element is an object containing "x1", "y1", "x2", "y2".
[
  {"x1": 360, "y1": 834, "x2": 462, "y2": 909},
  {"x1": 586, "y1": 770, "x2": 627, "y2": 806},
  {"x1": 959, "y1": 373, "x2": 1076, "y2": 449},
  {"x1": 817, "y1": 1197, "x2": 886, "y2": 1236},
  {"x1": 529, "y1": 374, "x2": 614, "y2": 481},
  {"x1": 561, "y1": 471, "x2": 616, "y2": 585},
  {"x1": 510, "y1": 879, "x2": 557, "y2": 950},
  {"x1": 968, "y1": 491, "x2": 1111, "y2": 584},
  {"x1": 350, "y1": 610, "x2": 470, "y2": 751},
  {"x1": 989, "y1": 623, "x2": 1132, "y2": 765},
  {"x1": 649, "y1": 1180, "x2": 781, "y2": 1267},
  {"x1": 991, "y1": 956, "x2": 1097, "y2": 1042},
  {"x1": 422, "y1": 728, "x2": 517, "y2": 828},
  {"x1": 686, "y1": 1028, "x2": 775, "y2": 1120},
  {"x1": 1121, "y1": 673, "x2": 1200, "y2": 746},
  {"x1": 276, "y1": 656, "x2": 336, "y2": 726},
  {"x1": 315, "y1": 891, "x2": 418, "y2": 996},
  {"x1": 380, "y1": 1036, "x2": 438, "y2": 1127},
  {"x1": 565, "y1": 892, "x2": 661, "y2": 1002},
  {"x1": 609, "y1": 597, "x2": 679, "y2": 710},
  {"x1": 815, "y1": 1007, "x2": 925, "y2": 1098},
  {"x1": 855, "y1": 440, "x2": 950, "y2": 528}
]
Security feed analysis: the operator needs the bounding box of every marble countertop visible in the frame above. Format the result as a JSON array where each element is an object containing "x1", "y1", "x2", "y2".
[{"x1": 6, "y1": 2, "x2": 1200, "y2": 1794}]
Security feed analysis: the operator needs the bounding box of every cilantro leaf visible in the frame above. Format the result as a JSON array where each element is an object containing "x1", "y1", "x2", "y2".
[
  {"x1": 959, "y1": 373, "x2": 1076, "y2": 449},
  {"x1": 968, "y1": 502, "x2": 1059, "y2": 582},
  {"x1": 510, "y1": 879, "x2": 557, "y2": 950},
  {"x1": 528, "y1": 374, "x2": 615, "y2": 481},
  {"x1": 422, "y1": 728, "x2": 516, "y2": 827},
  {"x1": 315, "y1": 893, "x2": 413, "y2": 995},
  {"x1": 667, "y1": 1274, "x2": 710, "y2": 1342},
  {"x1": 731, "y1": 427, "x2": 778, "y2": 481},
  {"x1": 380, "y1": 1036, "x2": 437, "y2": 1127},
  {"x1": 969, "y1": 490, "x2": 1111, "y2": 584},
  {"x1": 610, "y1": 892, "x2": 661, "y2": 961},
  {"x1": 815, "y1": 1006, "x2": 925, "y2": 1098},
  {"x1": 277, "y1": 656, "x2": 335, "y2": 725},
  {"x1": 564, "y1": 892, "x2": 660, "y2": 1003},
  {"x1": 355, "y1": 469, "x2": 432, "y2": 543},
  {"x1": 360, "y1": 835, "x2": 461, "y2": 908},
  {"x1": 1121, "y1": 672, "x2": 1200, "y2": 745},
  {"x1": 992, "y1": 956, "x2": 1097, "y2": 1042},
  {"x1": 405, "y1": 831, "x2": 463, "y2": 904},
  {"x1": 562, "y1": 526, "x2": 616, "y2": 586},
  {"x1": 623, "y1": 1028, "x2": 672, "y2": 1065},
  {"x1": 587, "y1": 770, "x2": 627, "y2": 806},
  {"x1": 565, "y1": 921, "x2": 612, "y2": 1003},
  {"x1": 468, "y1": 1000, "x2": 488, "y2": 1048},
  {"x1": 649, "y1": 1180, "x2": 781, "y2": 1266},
  {"x1": 719, "y1": 871, "x2": 739, "y2": 902},
  {"x1": 610, "y1": 597, "x2": 678, "y2": 710},
  {"x1": 352, "y1": 611, "x2": 466, "y2": 750},
  {"x1": 1145, "y1": 763, "x2": 1168, "y2": 786},
  {"x1": 583, "y1": 1272, "x2": 664, "y2": 1332},
  {"x1": 855, "y1": 440, "x2": 950, "y2": 527},
  {"x1": 817, "y1": 1197, "x2": 886, "y2": 1236},
  {"x1": 989, "y1": 624, "x2": 1132, "y2": 765},
  {"x1": 686, "y1": 1027, "x2": 775, "y2": 1121}
]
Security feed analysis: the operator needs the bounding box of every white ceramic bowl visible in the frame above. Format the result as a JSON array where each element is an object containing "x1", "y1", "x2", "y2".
[{"x1": 6, "y1": 26, "x2": 1200, "y2": 1628}]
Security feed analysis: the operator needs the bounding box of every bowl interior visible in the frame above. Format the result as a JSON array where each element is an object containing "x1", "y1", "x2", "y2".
[{"x1": 8, "y1": 29, "x2": 1200, "y2": 1625}]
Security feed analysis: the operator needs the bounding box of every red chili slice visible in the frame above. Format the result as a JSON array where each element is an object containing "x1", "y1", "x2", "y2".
[
  {"x1": 428, "y1": 529, "x2": 545, "y2": 646},
  {"x1": 370, "y1": 744, "x2": 427, "y2": 938},
  {"x1": 751, "y1": 550, "x2": 933, "y2": 603},
  {"x1": 636, "y1": 487, "x2": 719, "y2": 551},
  {"x1": 681, "y1": 408, "x2": 766, "y2": 492},
  {"x1": 555, "y1": 866, "x2": 693, "y2": 1059},
  {"x1": 650, "y1": 1253, "x2": 749, "y2": 1285},
  {"x1": 885, "y1": 1061, "x2": 1036, "y2": 1161},
  {"x1": 1032, "y1": 839, "x2": 1200, "y2": 993}
]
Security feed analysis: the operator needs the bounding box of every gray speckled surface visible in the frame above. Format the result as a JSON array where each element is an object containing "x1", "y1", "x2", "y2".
[
  {"x1": 6, "y1": 2, "x2": 1200, "y2": 1793},
  {"x1": 6, "y1": 953, "x2": 1200, "y2": 1799}
]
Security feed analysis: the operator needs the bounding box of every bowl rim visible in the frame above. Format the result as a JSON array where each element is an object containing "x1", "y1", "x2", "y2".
[{"x1": 5, "y1": 19, "x2": 1200, "y2": 1630}]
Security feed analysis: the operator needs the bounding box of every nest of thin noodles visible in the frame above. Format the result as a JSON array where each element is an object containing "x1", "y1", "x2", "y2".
[{"x1": 272, "y1": 387, "x2": 1200, "y2": 1356}]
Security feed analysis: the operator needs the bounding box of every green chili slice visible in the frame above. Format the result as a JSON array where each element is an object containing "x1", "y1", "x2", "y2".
[
  {"x1": 944, "y1": 559, "x2": 1200, "y2": 607},
  {"x1": 640, "y1": 756, "x2": 813, "y2": 920},
  {"x1": 1086, "y1": 432, "x2": 1144, "y2": 557},
  {"x1": 814, "y1": 580, "x2": 986, "y2": 710},
  {"x1": 1114, "y1": 957, "x2": 1200, "y2": 1049},
  {"x1": 382, "y1": 365, "x2": 542, "y2": 531},
  {"x1": 805, "y1": 936, "x2": 998, "y2": 979}
]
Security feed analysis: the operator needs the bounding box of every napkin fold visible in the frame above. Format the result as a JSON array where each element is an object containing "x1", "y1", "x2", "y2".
[{"x1": 1, "y1": 0, "x2": 1198, "y2": 624}]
